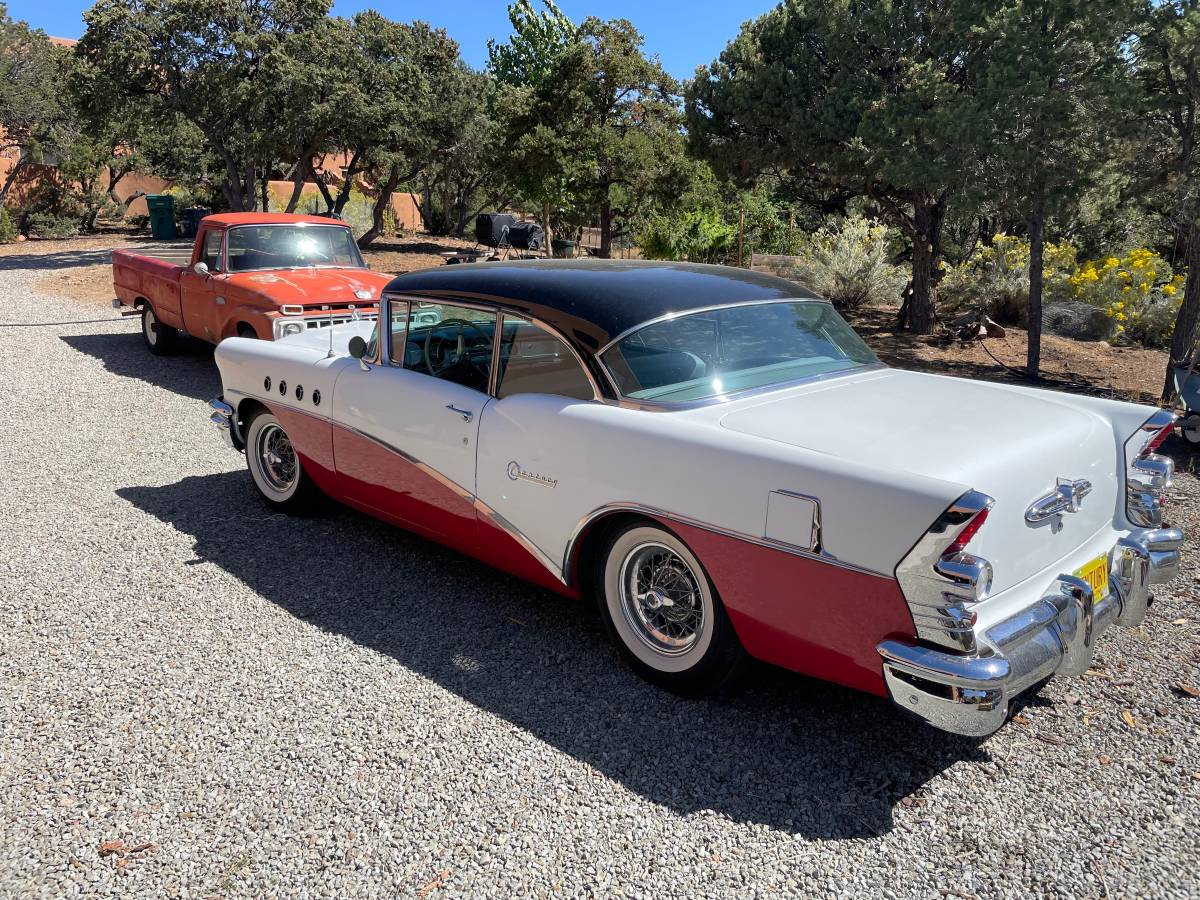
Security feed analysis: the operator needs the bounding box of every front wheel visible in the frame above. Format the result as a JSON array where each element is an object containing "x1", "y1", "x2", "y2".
[
  {"x1": 595, "y1": 522, "x2": 747, "y2": 696},
  {"x1": 1180, "y1": 411, "x2": 1200, "y2": 448},
  {"x1": 244, "y1": 409, "x2": 321, "y2": 514},
  {"x1": 140, "y1": 303, "x2": 178, "y2": 355}
]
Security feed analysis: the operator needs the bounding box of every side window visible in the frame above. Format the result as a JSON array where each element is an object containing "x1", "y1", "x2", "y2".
[
  {"x1": 402, "y1": 302, "x2": 496, "y2": 393},
  {"x1": 495, "y1": 316, "x2": 594, "y2": 401},
  {"x1": 381, "y1": 299, "x2": 409, "y2": 364},
  {"x1": 200, "y1": 230, "x2": 222, "y2": 271}
]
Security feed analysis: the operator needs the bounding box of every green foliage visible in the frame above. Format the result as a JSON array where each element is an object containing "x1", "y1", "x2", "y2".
[
  {"x1": 0, "y1": 206, "x2": 16, "y2": 243},
  {"x1": 639, "y1": 209, "x2": 737, "y2": 264},
  {"x1": 24, "y1": 209, "x2": 82, "y2": 238},
  {"x1": 787, "y1": 216, "x2": 908, "y2": 312},
  {"x1": 78, "y1": 0, "x2": 332, "y2": 211},
  {"x1": 487, "y1": 0, "x2": 577, "y2": 87},
  {"x1": 500, "y1": 17, "x2": 691, "y2": 256},
  {"x1": 0, "y1": 7, "x2": 77, "y2": 203}
]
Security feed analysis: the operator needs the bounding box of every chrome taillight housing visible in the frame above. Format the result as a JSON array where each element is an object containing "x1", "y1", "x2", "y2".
[
  {"x1": 896, "y1": 490, "x2": 995, "y2": 653},
  {"x1": 1126, "y1": 411, "x2": 1175, "y2": 528}
]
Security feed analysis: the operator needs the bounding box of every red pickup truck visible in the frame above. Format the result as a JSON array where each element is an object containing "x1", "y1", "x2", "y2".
[{"x1": 112, "y1": 212, "x2": 390, "y2": 355}]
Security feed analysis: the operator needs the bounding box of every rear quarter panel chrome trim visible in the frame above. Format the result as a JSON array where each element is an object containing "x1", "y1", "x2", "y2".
[{"x1": 563, "y1": 502, "x2": 892, "y2": 586}]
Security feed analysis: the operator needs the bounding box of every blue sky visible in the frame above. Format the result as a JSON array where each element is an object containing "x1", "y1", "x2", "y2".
[{"x1": 5, "y1": 0, "x2": 776, "y2": 79}]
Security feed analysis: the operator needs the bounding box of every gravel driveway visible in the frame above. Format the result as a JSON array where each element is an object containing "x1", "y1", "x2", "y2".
[{"x1": 1, "y1": 247, "x2": 1198, "y2": 899}]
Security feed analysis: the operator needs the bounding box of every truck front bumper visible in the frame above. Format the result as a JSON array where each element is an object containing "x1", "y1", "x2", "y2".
[{"x1": 877, "y1": 527, "x2": 1183, "y2": 737}]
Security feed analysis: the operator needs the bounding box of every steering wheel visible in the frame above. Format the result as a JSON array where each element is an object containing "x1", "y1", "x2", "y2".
[{"x1": 424, "y1": 318, "x2": 490, "y2": 377}]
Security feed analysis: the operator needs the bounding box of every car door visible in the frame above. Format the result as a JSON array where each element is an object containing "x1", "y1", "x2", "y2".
[
  {"x1": 474, "y1": 314, "x2": 602, "y2": 578},
  {"x1": 179, "y1": 227, "x2": 225, "y2": 342},
  {"x1": 333, "y1": 299, "x2": 496, "y2": 550}
]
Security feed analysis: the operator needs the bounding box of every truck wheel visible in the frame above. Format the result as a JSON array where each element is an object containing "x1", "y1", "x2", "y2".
[
  {"x1": 140, "y1": 303, "x2": 178, "y2": 355},
  {"x1": 244, "y1": 409, "x2": 321, "y2": 514},
  {"x1": 237, "y1": 323, "x2": 259, "y2": 339},
  {"x1": 595, "y1": 522, "x2": 746, "y2": 696}
]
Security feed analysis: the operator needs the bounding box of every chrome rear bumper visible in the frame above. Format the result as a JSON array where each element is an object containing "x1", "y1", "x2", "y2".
[{"x1": 878, "y1": 527, "x2": 1183, "y2": 736}]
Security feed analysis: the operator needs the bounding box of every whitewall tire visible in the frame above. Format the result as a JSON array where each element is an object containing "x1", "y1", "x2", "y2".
[
  {"x1": 244, "y1": 409, "x2": 320, "y2": 514},
  {"x1": 596, "y1": 522, "x2": 746, "y2": 695},
  {"x1": 140, "y1": 303, "x2": 178, "y2": 355}
]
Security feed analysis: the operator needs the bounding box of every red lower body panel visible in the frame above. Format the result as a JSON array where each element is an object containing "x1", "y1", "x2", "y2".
[
  {"x1": 662, "y1": 521, "x2": 916, "y2": 696},
  {"x1": 270, "y1": 407, "x2": 910, "y2": 695},
  {"x1": 268, "y1": 403, "x2": 338, "y2": 496}
]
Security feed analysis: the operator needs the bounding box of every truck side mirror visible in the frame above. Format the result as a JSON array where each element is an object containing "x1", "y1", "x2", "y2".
[
  {"x1": 193, "y1": 261, "x2": 210, "y2": 277},
  {"x1": 348, "y1": 336, "x2": 370, "y2": 371}
]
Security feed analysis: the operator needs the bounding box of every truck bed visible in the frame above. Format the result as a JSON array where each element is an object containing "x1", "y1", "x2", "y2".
[{"x1": 111, "y1": 244, "x2": 194, "y2": 325}]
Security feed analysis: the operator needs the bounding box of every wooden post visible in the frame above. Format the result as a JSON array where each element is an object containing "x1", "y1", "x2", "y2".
[{"x1": 737, "y1": 208, "x2": 745, "y2": 268}]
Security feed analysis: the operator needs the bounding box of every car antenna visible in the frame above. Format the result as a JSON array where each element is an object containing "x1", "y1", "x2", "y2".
[{"x1": 322, "y1": 305, "x2": 334, "y2": 358}]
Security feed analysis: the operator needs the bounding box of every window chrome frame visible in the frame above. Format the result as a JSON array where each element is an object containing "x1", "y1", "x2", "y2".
[
  {"x1": 223, "y1": 222, "x2": 369, "y2": 274},
  {"x1": 379, "y1": 292, "x2": 604, "y2": 403},
  {"x1": 598, "y1": 297, "x2": 885, "y2": 410}
]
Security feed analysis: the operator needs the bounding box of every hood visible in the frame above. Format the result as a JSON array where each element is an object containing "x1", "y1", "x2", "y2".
[
  {"x1": 226, "y1": 268, "x2": 391, "y2": 306},
  {"x1": 719, "y1": 368, "x2": 1128, "y2": 592},
  {"x1": 277, "y1": 318, "x2": 376, "y2": 354}
]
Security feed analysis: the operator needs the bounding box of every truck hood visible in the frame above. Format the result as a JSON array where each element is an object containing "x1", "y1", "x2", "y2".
[
  {"x1": 719, "y1": 368, "x2": 1126, "y2": 592},
  {"x1": 226, "y1": 268, "x2": 391, "y2": 306}
]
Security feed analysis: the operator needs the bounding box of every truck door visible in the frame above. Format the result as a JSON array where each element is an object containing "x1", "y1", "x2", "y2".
[{"x1": 179, "y1": 228, "x2": 225, "y2": 342}]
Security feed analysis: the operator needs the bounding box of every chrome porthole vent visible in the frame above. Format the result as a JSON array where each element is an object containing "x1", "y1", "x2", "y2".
[
  {"x1": 312, "y1": 390, "x2": 321, "y2": 406},
  {"x1": 263, "y1": 376, "x2": 271, "y2": 392},
  {"x1": 279, "y1": 380, "x2": 287, "y2": 396},
  {"x1": 295, "y1": 385, "x2": 304, "y2": 401}
]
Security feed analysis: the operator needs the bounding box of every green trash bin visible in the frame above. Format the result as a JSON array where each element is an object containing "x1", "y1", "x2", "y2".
[{"x1": 145, "y1": 194, "x2": 177, "y2": 240}]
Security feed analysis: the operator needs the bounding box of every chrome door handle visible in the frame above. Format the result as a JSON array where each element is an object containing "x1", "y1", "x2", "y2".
[{"x1": 445, "y1": 404, "x2": 473, "y2": 422}]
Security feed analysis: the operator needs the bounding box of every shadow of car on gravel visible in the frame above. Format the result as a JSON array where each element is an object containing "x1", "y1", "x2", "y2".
[
  {"x1": 60, "y1": 331, "x2": 220, "y2": 402},
  {"x1": 118, "y1": 470, "x2": 994, "y2": 839}
]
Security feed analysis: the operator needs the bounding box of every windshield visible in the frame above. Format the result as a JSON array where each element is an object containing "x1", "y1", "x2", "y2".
[
  {"x1": 225, "y1": 224, "x2": 366, "y2": 272},
  {"x1": 601, "y1": 300, "x2": 879, "y2": 402}
]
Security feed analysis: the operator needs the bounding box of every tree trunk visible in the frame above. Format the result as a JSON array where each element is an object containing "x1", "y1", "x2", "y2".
[
  {"x1": 357, "y1": 166, "x2": 402, "y2": 249},
  {"x1": 1026, "y1": 206, "x2": 1045, "y2": 380},
  {"x1": 542, "y1": 201, "x2": 553, "y2": 255},
  {"x1": 1162, "y1": 219, "x2": 1200, "y2": 404},
  {"x1": 284, "y1": 158, "x2": 307, "y2": 213},
  {"x1": 598, "y1": 201, "x2": 612, "y2": 259},
  {"x1": 259, "y1": 172, "x2": 270, "y2": 213},
  {"x1": 907, "y1": 194, "x2": 945, "y2": 334}
]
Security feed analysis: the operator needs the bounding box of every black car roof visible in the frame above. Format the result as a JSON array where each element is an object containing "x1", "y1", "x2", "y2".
[{"x1": 383, "y1": 259, "x2": 820, "y2": 353}]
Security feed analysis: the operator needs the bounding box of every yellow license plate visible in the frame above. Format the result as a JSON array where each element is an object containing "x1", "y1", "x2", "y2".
[{"x1": 1075, "y1": 554, "x2": 1109, "y2": 599}]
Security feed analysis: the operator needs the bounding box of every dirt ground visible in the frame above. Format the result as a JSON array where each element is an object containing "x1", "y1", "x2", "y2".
[{"x1": 5, "y1": 230, "x2": 1174, "y2": 405}]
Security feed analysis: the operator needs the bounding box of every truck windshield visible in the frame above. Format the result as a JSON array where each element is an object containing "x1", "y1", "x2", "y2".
[
  {"x1": 225, "y1": 224, "x2": 366, "y2": 272},
  {"x1": 601, "y1": 300, "x2": 880, "y2": 402}
]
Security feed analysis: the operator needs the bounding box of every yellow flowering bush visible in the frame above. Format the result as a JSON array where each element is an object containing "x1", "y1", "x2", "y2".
[
  {"x1": 940, "y1": 234, "x2": 1188, "y2": 348},
  {"x1": 939, "y1": 233, "x2": 1076, "y2": 322},
  {"x1": 1067, "y1": 248, "x2": 1184, "y2": 348}
]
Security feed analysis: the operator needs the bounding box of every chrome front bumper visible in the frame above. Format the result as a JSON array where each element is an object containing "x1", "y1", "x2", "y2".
[
  {"x1": 208, "y1": 397, "x2": 236, "y2": 449},
  {"x1": 878, "y1": 527, "x2": 1184, "y2": 736}
]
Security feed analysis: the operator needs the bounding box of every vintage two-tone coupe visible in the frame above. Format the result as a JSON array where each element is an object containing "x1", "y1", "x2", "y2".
[{"x1": 208, "y1": 260, "x2": 1183, "y2": 735}]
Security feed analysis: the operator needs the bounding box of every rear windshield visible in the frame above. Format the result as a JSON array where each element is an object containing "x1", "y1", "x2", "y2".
[
  {"x1": 225, "y1": 224, "x2": 365, "y2": 272},
  {"x1": 601, "y1": 300, "x2": 879, "y2": 402}
]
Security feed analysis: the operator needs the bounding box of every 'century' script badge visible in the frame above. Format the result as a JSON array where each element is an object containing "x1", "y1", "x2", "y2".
[{"x1": 507, "y1": 461, "x2": 558, "y2": 488}]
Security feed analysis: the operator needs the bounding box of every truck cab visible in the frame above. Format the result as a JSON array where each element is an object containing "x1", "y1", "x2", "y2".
[{"x1": 112, "y1": 213, "x2": 389, "y2": 355}]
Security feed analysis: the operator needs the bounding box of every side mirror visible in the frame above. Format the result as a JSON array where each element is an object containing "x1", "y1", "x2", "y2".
[
  {"x1": 193, "y1": 261, "x2": 210, "y2": 277},
  {"x1": 348, "y1": 335, "x2": 370, "y2": 371}
]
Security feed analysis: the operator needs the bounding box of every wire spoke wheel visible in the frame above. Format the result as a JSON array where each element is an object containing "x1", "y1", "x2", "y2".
[
  {"x1": 255, "y1": 422, "x2": 298, "y2": 493},
  {"x1": 619, "y1": 542, "x2": 705, "y2": 655}
]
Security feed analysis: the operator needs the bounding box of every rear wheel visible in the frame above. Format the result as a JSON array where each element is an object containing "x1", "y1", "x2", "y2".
[
  {"x1": 595, "y1": 522, "x2": 746, "y2": 696},
  {"x1": 1180, "y1": 411, "x2": 1200, "y2": 448},
  {"x1": 140, "y1": 303, "x2": 178, "y2": 355},
  {"x1": 244, "y1": 409, "x2": 321, "y2": 514}
]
